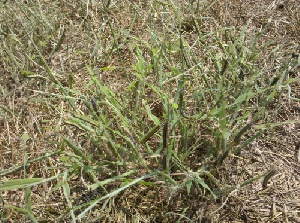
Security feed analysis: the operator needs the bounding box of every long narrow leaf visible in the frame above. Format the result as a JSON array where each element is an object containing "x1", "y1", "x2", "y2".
[{"x1": 76, "y1": 173, "x2": 154, "y2": 220}]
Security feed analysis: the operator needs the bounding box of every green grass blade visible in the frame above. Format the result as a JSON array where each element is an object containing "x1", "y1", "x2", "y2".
[
  {"x1": 76, "y1": 174, "x2": 154, "y2": 220},
  {"x1": 0, "y1": 178, "x2": 43, "y2": 191}
]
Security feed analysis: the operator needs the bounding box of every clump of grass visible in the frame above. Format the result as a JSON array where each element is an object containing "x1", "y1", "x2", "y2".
[{"x1": 0, "y1": 0, "x2": 299, "y2": 222}]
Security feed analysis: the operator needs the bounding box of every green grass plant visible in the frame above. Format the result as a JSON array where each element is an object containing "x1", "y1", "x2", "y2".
[{"x1": 0, "y1": 0, "x2": 299, "y2": 221}]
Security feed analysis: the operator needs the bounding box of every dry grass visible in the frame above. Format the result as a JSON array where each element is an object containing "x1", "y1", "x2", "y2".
[{"x1": 0, "y1": 0, "x2": 299, "y2": 222}]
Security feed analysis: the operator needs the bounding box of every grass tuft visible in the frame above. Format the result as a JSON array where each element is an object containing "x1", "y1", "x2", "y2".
[{"x1": 1, "y1": 0, "x2": 299, "y2": 221}]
